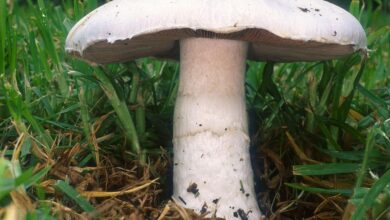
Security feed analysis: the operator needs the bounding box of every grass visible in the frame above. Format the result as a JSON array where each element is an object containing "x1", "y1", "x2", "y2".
[{"x1": 0, "y1": 0, "x2": 389, "y2": 219}]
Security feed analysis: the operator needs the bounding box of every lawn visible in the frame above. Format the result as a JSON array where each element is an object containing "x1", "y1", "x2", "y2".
[{"x1": 0, "y1": 0, "x2": 389, "y2": 219}]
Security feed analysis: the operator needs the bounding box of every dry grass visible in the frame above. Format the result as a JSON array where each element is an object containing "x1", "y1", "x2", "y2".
[{"x1": 0, "y1": 126, "x2": 365, "y2": 220}]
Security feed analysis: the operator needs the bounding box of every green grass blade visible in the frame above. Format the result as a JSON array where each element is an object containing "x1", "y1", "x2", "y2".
[
  {"x1": 15, "y1": 166, "x2": 51, "y2": 188},
  {"x1": 259, "y1": 62, "x2": 281, "y2": 101},
  {"x1": 357, "y1": 84, "x2": 389, "y2": 118},
  {"x1": 285, "y1": 183, "x2": 353, "y2": 196},
  {"x1": 86, "y1": 0, "x2": 97, "y2": 13},
  {"x1": 337, "y1": 58, "x2": 366, "y2": 121},
  {"x1": 77, "y1": 80, "x2": 92, "y2": 138},
  {"x1": 351, "y1": 169, "x2": 390, "y2": 220},
  {"x1": 8, "y1": 21, "x2": 17, "y2": 90},
  {"x1": 355, "y1": 127, "x2": 378, "y2": 189},
  {"x1": 73, "y1": 0, "x2": 84, "y2": 20},
  {"x1": 94, "y1": 67, "x2": 141, "y2": 156},
  {"x1": 4, "y1": 82, "x2": 54, "y2": 148},
  {"x1": 0, "y1": 159, "x2": 50, "y2": 201},
  {"x1": 293, "y1": 163, "x2": 361, "y2": 176},
  {"x1": 127, "y1": 63, "x2": 146, "y2": 138},
  {"x1": 54, "y1": 180, "x2": 96, "y2": 213},
  {"x1": 30, "y1": 0, "x2": 68, "y2": 96},
  {"x1": 349, "y1": 0, "x2": 362, "y2": 18},
  {"x1": 0, "y1": 0, "x2": 6, "y2": 74}
]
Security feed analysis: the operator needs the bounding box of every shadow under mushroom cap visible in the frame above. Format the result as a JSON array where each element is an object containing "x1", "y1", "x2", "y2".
[
  {"x1": 66, "y1": 0, "x2": 367, "y2": 64},
  {"x1": 68, "y1": 28, "x2": 359, "y2": 64}
]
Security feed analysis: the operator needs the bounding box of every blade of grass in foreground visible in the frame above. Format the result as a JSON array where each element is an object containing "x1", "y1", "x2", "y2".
[
  {"x1": 94, "y1": 67, "x2": 141, "y2": 157},
  {"x1": 357, "y1": 84, "x2": 389, "y2": 118},
  {"x1": 350, "y1": 169, "x2": 390, "y2": 220},
  {"x1": 346, "y1": 122, "x2": 390, "y2": 219},
  {"x1": 55, "y1": 180, "x2": 96, "y2": 213},
  {"x1": 285, "y1": 183, "x2": 353, "y2": 196},
  {"x1": 0, "y1": 0, "x2": 6, "y2": 74},
  {"x1": 349, "y1": 0, "x2": 362, "y2": 19},
  {"x1": 0, "y1": 158, "x2": 50, "y2": 200},
  {"x1": 76, "y1": 79, "x2": 100, "y2": 165},
  {"x1": 127, "y1": 63, "x2": 146, "y2": 139},
  {"x1": 293, "y1": 163, "x2": 362, "y2": 176},
  {"x1": 85, "y1": 0, "x2": 97, "y2": 14},
  {"x1": 354, "y1": 127, "x2": 377, "y2": 189},
  {"x1": 29, "y1": 0, "x2": 68, "y2": 96},
  {"x1": 4, "y1": 82, "x2": 54, "y2": 148}
]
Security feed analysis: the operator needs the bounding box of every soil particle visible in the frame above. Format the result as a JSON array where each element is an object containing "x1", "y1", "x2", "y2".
[
  {"x1": 200, "y1": 202, "x2": 208, "y2": 214},
  {"x1": 187, "y1": 182, "x2": 200, "y2": 197},
  {"x1": 179, "y1": 196, "x2": 187, "y2": 205},
  {"x1": 298, "y1": 7, "x2": 310, "y2": 13},
  {"x1": 233, "y1": 209, "x2": 248, "y2": 220}
]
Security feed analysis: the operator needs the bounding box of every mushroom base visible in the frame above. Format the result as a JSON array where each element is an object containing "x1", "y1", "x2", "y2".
[{"x1": 173, "y1": 38, "x2": 262, "y2": 219}]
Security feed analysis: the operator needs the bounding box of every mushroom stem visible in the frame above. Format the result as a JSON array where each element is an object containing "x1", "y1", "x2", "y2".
[{"x1": 173, "y1": 38, "x2": 262, "y2": 219}]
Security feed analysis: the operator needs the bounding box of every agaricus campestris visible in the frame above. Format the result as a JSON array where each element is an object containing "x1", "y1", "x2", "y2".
[{"x1": 66, "y1": 0, "x2": 366, "y2": 219}]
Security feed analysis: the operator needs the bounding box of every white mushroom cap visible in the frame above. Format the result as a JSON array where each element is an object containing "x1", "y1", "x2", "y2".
[{"x1": 66, "y1": 0, "x2": 367, "y2": 63}]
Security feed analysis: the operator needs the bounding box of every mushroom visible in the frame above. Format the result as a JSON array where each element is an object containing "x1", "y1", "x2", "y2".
[{"x1": 65, "y1": 0, "x2": 366, "y2": 219}]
